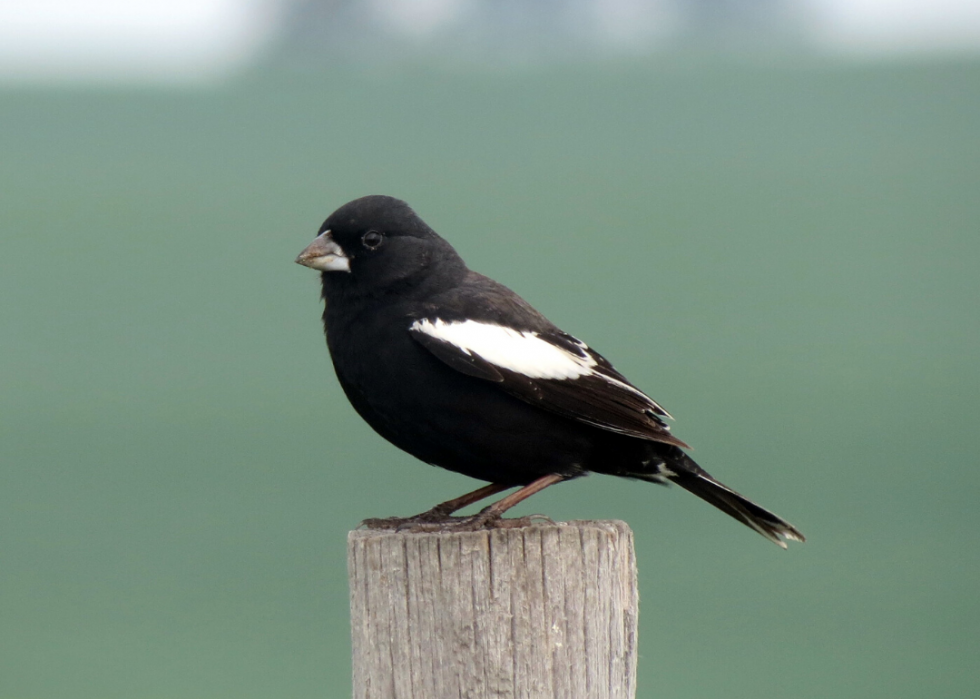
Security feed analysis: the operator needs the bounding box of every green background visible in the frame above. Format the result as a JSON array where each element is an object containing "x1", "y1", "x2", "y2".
[{"x1": 2, "y1": 60, "x2": 978, "y2": 698}]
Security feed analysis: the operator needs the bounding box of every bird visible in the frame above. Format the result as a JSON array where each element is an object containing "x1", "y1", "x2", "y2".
[{"x1": 295, "y1": 195, "x2": 805, "y2": 548}]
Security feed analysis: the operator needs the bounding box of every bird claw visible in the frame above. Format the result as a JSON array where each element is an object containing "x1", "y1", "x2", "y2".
[
  {"x1": 358, "y1": 516, "x2": 440, "y2": 531},
  {"x1": 359, "y1": 511, "x2": 551, "y2": 533},
  {"x1": 359, "y1": 507, "x2": 460, "y2": 531},
  {"x1": 359, "y1": 513, "x2": 494, "y2": 532}
]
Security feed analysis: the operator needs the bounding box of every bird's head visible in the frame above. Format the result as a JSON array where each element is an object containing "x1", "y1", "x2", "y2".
[{"x1": 296, "y1": 195, "x2": 465, "y2": 298}]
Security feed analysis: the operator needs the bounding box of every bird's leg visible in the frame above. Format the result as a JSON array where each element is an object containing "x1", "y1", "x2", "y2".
[
  {"x1": 360, "y1": 475, "x2": 565, "y2": 532},
  {"x1": 360, "y1": 483, "x2": 510, "y2": 530},
  {"x1": 419, "y1": 483, "x2": 512, "y2": 519},
  {"x1": 459, "y1": 473, "x2": 565, "y2": 530}
]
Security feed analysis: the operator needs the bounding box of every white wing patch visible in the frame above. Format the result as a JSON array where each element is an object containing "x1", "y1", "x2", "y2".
[{"x1": 410, "y1": 319, "x2": 597, "y2": 380}]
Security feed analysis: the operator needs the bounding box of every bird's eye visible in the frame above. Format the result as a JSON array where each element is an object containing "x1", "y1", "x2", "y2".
[{"x1": 362, "y1": 230, "x2": 384, "y2": 250}]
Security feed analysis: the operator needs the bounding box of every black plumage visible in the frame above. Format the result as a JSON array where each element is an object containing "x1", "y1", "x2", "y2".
[{"x1": 296, "y1": 195, "x2": 804, "y2": 547}]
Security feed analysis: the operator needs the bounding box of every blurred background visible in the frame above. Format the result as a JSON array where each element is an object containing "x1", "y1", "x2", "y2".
[{"x1": 2, "y1": 1, "x2": 978, "y2": 697}]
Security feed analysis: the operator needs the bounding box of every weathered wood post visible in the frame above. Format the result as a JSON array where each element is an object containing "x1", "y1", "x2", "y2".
[{"x1": 348, "y1": 520, "x2": 638, "y2": 699}]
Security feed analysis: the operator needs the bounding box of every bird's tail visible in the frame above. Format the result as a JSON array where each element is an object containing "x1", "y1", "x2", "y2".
[{"x1": 633, "y1": 451, "x2": 805, "y2": 549}]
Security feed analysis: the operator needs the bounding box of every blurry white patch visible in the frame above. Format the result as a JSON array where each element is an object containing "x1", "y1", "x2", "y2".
[
  {"x1": 411, "y1": 319, "x2": 597, "y2": 380},
  {"x1": 0, "y1": 0, "x2": 284, "y2": 85}
]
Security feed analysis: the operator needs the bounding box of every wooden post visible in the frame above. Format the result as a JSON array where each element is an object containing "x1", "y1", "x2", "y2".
[{"x1": 347, "y1": 520, "x2": 638, "y2": 699}]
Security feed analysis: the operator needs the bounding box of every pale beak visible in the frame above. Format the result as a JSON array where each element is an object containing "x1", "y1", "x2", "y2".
[{"x1": 295, "y1": 230, "x2": 351, "y2": 273}]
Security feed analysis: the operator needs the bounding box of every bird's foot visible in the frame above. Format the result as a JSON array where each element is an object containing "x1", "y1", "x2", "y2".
[
  {"x1": 359, "y1": 503, "x2": 461, "y2": 531},
  {"x1": 359, "y1": 515, "x2": 449, "y2": 531},
  {"x1": 359, "y1": 511, "x2": 554, "y2": 533}
]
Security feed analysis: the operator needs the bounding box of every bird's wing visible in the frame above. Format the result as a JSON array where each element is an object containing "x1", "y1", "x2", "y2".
[{"x1": 409, "y1": 317, "x2": 689, "y2": 448}]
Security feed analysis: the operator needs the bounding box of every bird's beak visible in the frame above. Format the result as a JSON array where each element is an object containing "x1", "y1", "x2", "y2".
[{"x1": 295, "y1": 230, "x2": 351, "y2": 273}]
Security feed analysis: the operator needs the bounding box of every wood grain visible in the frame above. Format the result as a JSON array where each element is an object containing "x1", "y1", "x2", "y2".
[{"x1": 348, "y1": 520, "x2": 638, "y2": 699}]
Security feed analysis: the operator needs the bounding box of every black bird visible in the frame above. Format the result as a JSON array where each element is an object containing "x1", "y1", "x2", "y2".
[{"x1": 296, "y1": 195, "x2": 804, "y2": 547}]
